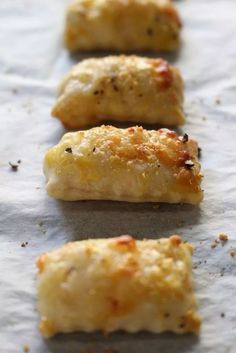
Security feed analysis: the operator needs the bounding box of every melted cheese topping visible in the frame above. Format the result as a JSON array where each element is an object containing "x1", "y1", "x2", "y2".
[
  {"x1": 52, "y1": 56, "x2": 184, "y2": 128},
  {"x1": 65, "y1": 0, "x2": 181, "y2": 52},
  {"x1": 44, "y1": 126, "x2": 203, "y2": 204},
  {"x1": 37, "y1": 235, "x2": 201, "y2": 337}
]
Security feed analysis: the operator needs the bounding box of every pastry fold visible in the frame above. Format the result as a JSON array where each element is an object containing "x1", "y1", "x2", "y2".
[
  {"x1": 37, "y1": 235, "x2": 201, "y2": 337},
  {"x1": 52, "y1": 56, "x2": 184, "y2": 128},
  {"x1": 43, "y1": 126, "x2": 203, "y2": 204},
  {"x1": 64, "y1": 0, "x2": 181, "y2": 52}
]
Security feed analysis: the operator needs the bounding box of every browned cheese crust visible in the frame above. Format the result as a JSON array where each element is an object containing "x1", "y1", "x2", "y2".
[
  {"x1": 44, "y1": 126, "x2": 203, "y2": 204},
  {"x1": 37, "y1": 235, "x2": 201, "y2": 337},
  {"x1": 52, "y1": 56, "x2": 184, "y2": 128},
  {"x1": 64, "y1": 0, "x2": 181, "y2": 52}
]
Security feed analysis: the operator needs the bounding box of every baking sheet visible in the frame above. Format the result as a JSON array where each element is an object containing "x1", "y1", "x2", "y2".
[{"x1": 1, "y1": 0, "x2": 236, "y2": 352}]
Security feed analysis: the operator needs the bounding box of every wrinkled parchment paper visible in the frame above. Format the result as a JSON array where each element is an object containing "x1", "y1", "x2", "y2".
[{"x1": 1, "y1": 0, "x2": 236, "y2": 352}]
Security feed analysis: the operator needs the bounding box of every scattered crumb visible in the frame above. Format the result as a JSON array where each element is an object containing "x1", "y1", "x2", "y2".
[
  {"x1": 193, "y1": 260, "x2": 202, "y2": 269},
  {"x1": 38, "y1": 221, "x2": 47, "y2": 234},
  {"x1": 9, "y1": 161, "x2": 19, "y2": 171},
  {"x1": 215, "y1": 98, "x2": 221, "y2": 105},
  {"x1": 202, "y1": 116, "x2": 206, "y2": 121},
  {"x1": 23, "y1": 345, "x2": 29, "y2": 352},
  {"x1": 211, "y1": 238, "x2": 220, "y2": 249},
  {"x1": 211, "y1": 242, "x2": 217, "y2": 249},
  {"x1": 219, "y1": 233, "x2": 228, "y2": 242},
  {"x1": 220, "y1": 268, "x2": 226, "y2": 277},
  {"x1": 221, "y1": 313, "x2": 225, "y2": 318},
  {"x1": 229, "y1": 250, "x2": 235, "y2": 258},
  {"x1": 21, "y1": 242, "x2": 28, "y2": 248}
]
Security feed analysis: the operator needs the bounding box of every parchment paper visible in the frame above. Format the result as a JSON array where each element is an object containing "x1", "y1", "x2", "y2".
[{"x1": 1, "y1": 0, "x2": 236, "y2": 352}]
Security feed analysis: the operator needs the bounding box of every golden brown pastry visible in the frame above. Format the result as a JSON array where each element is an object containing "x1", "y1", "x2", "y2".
[
  {"x1": 52, "y1": 56, "x2": 184, "y2": 128},
  {"x1": 37, "y1": 235, "x2": 201, "y2": 338},
  {"x1": 43, "y1": 126, "x2": 203, "y2": 204},
  {"x1": 64, "y1": 0, "x2": 181, "y2": 52}
]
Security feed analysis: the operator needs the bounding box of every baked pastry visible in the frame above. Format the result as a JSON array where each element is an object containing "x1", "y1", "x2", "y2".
[
  {"x1": 52, "y1": 56, "x2": 184, "y2": 128},
  {"x1": 43, "y1": 126, "x2": 203, "y2": 204},
  {"x1": 64, "y1": 0, "x2": 181, "y2": 52},
  {"x1": 37, "y1": 235, "x2": 201, "y2": 337}
]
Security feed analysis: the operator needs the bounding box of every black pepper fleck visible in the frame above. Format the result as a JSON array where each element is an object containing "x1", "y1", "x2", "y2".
[
  {"x1": 184, "y1": 160, "x2": 194, "y2": 170},
  {"x1": 221, "y1": 313, "x2": 225, "y2": 318},
  {"x1": 198, "y1": 147, "x2": 202, "y2": 158},
  {"x1": 21, "y1": 242, "x2": 28, "y2": 248},
  {"x1": 65, "y1": 147, "x2": 72, "y2": 154},
  {"x1": 182, "y1": 133, "x2": 189, "y2": 143},
  {"x1": 93, "y1": 147, "x2": 96, "y2": 152}
]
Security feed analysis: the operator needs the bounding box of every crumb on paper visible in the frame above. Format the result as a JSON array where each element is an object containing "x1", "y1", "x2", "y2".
[
  {"x1": 220, "y1": 268, "x2": 225, "y2": 277},
  {"x1": 215, "y1": 98, "x2": 221, "y2": 105},
  {"x1": 211, "y1": 242, "x2": 217, "y2": 249},
  {"x1": 229, "y1": 250, "x2": 235, "y2": 258},
  {"x1": 202, "y1": 116, "x2": 206, "y2": 121},
  {"x1": 9, "y1": 161, "x2": 20, "y2": 171},
  {"x1": 221, "y1": 313, "x2": 225, "y2": 318},
  {"x1": 23, "y1": 345, "x2": 29, "y2": 352},
  {"x1": 193, "y1": 261, "x2": 202, "y2": 270},
  {"x1": 21, "y1": 242, "x2": 28, "y2": 248},
  {"x1": 211, "y1": 238, "x2": 220, "y2": 249},
  {"x1": 38, "y1": 221, "x2": 47, "y2": 234},
  {"x1": 219, "y1": 233, "x2": 228, "y2": 242}
]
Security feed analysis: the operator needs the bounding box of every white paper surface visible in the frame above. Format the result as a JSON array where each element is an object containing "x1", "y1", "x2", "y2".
[{"x1": 1, "y1": 0, "x2": 236, "y2": 352}]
